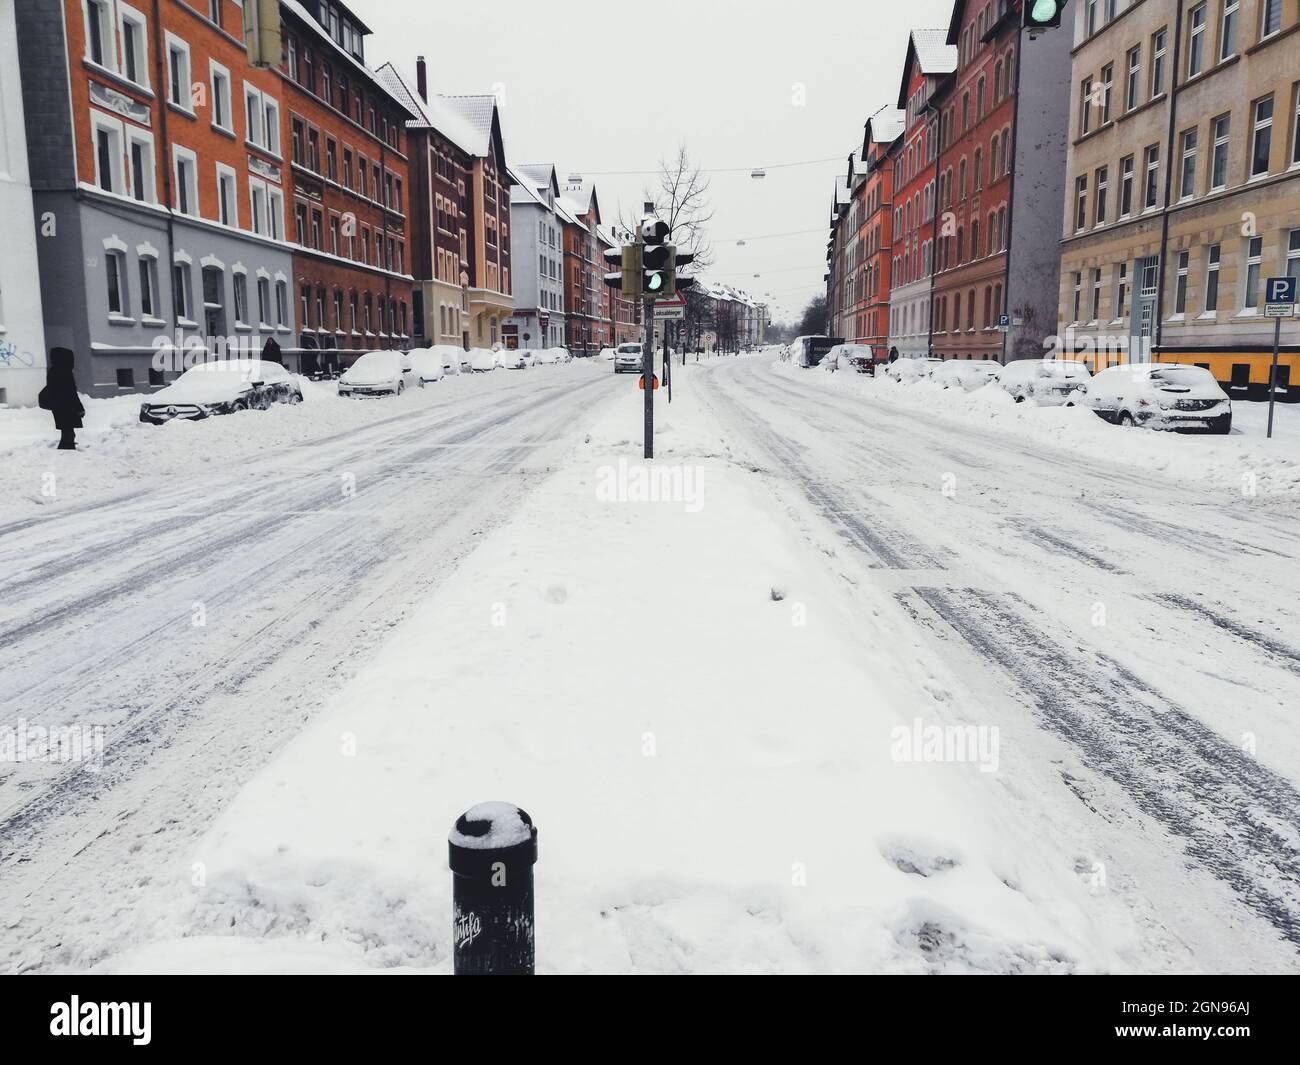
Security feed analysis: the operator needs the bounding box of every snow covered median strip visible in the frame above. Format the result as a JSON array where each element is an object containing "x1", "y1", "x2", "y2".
[{"x1": 94, "y1": 367, "x2": 1137, "y2": 974}]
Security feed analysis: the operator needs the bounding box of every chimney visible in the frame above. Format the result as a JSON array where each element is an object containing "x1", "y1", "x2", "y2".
[{"x1": 416, "y1": 56, "x2": 428, "y2": 102}]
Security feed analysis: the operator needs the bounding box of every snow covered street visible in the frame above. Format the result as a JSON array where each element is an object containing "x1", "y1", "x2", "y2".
[{"x1": 4, "y1": 353, "x2": 1297, "y2": 974}]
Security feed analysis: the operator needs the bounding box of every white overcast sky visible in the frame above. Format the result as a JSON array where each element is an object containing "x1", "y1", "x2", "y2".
[{"x1": 364, "y1": 0, "x2": 956, "y2": 323}]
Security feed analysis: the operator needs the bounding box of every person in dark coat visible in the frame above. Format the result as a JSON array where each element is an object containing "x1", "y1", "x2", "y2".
[
  {"x1": 38, "y1": 347, "x2": 85, "y2": 451},
  {"x1": 260, "y1": 336, "x2": 283, "y2": 365}
]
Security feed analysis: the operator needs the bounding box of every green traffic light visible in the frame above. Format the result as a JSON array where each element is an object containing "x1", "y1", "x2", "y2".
[
  {"x1": 1030, "y1": 0, "x2": 1058, "y2": 19},
  {"x1": 646, "y1": 272, "x2": 665, "y2": 293}
]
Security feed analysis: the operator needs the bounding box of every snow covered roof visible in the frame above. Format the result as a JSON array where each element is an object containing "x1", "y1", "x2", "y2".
[
  {"x1": 864, "y1": 107, "x2": 906, "y2": 147},
  {"x1": 897, "y1": 29, "x2": 958, "y2": 109},
  {"x1": 374, "y1": 63, "x2": 490, "y2": 158},
  {"x1": 553, "y1": 195, "x2": 587, "y2": 229},
  {"x1": 283, "y1": 0, "x2": 402, "y2": 102}
]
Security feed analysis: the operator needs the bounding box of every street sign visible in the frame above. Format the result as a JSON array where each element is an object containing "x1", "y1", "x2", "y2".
[
  {"x1": 1264, "y1": 277, "x2": 1296, "y2": 440},
  {"x1": 654, "y1": 292, "x2": 686, "y2": 321},
  {"x1": 1264, "y1": 276, "x2": 1297, "y2": 318}
]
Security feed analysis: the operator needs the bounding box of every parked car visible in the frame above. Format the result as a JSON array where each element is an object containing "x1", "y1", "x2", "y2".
[
  {"x1": 338, "y1": 351, "x2": 412, "y2": 397},
  {"x1": 613, "y1": 342, "x2": 644, "y2": 374},
  {"x1": 140, "y1": 359, "x2": 303, "y2": 423},
  {"x1": 883, "y1": 357, "x2": 943, "y2": 383},
  {"x1": 598, "y1": 347, "x2": 617, "y2": 362},
  {"x1": 1080, "y1": 363, "x2": 1232, "y2": 434},
  {"x1": 430, "y1": 345, "x2": 465, "y2": 375},
  {"x1": 822, "y1": 344, "x2": 874, "y2": 374},
  {"x1": 534, "y1": 347, "x2": 571, "y2": 365},
  {"x1": 496, "y1": 348, "x2": 531, "y2": 370},
  {"x1": 405, "y1": 348, "x2": 445, "y2": 387},
  {"x1": 469, "y1": 348, "x2": 499, "y2": 372},
  {"x1": 933, "y1": 360, "x2": 1002, "y2": 391},
  {"x1": 997, "y1": 358, "x2": 1091, "y2": 405}
]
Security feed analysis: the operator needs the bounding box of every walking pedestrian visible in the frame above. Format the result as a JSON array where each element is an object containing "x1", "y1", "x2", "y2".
[{"x1": 38, "y1": 347, "x2": 84, "y2": 451}]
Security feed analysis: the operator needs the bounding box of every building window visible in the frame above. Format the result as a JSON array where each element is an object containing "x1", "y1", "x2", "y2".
[
  {"x1": 1143, "y1": 144, "x2": 1160, "y2": 210},
  {"x1": 250, "y1": 179, "x2": 267, "y2": 235},
  {"x1": 216, "y1": 165, "x2": 238, "y2": 227},
  {"x1": 1099, "y1": 63, "x2": 1114, "y2": 124},
  {"x1": 1292, "y1": 86, "x2": 1300, "y2": 168},
  {"x1": 1243, "y1": 236, "x2": 1263, "y2": 310},
  {"x1": 173, "y1": 147, "x2": 198, "y2": 215},
  {"x1": 1262, "y1": 0, "x2": 1283, "y2": 38},
  {"x1": 1210, "y1": 114, "x2": 1231, "y2": 190},
  {"x1": 106, "y1": 251, "x2": 127, "y2": 316},
  {"x1": 85, "y1": 0, "x2": 113, "y2": 68},
  {"x1": 91, "y1": 113, "x2": 125, "y2": 194},
  {"x1": 268, "y1": 189, "x2": 284, "y2": 241},
  {"x1": 1112, "y1": 152, "x2": 1133, "y2": 215},
  {"x1": 1219, "y1": 0, "x2": 1238, "y2": 61},
  {"x1": 203, "y1": 266, "x2": 225, "y2": 335},
  {"x1": 1091, "y1": 268, "x2": 1103, "y2": 322},
  {"x1": 166, "y1": 33, "x2": 192, "y2": 111},
  {"x1": 1173, "y1": 251, "x2": 1189, "y2": 315},
  {"x1": 210, "y1": 61, "x2": 232, "y2": 132},
  {"x1": 1179, "y1": 128, "x2": 1198, "y2": 200},
  {"x1": 1151, "y1": 28, "x2": 1167, "y2": 97},
  {"x1": 1072, "y1": 272, "x2": 1082, "y2": 322},
  {"x1": 1287, "y1": 230, "x2": 1300, "y2": 281},
  {"x1": 1095, "y1": 166, "x2": 1109, "y2": 226},
  {"x1": 1075, "y1": 176, "x2": 1088, "y2": 232},
  {"x1": 119, "y1": 5, "x2": 149, "y2": 88},
  {"x1": 1204, "y1": 243, "x2": 1221, "y2": 314},
  {"x1": 138, "y1": 257, "x2": 157, "y2": 319},
  {"x1": 1125, "y1": 47, "x2": 1141, "y2": 113},
  {"x1": 1187, "y1": 5, "x2": 1207, "y2": 78},
  {"x1": 1116, "y1": 262, "x2": 1128, "y2": 320},
  {"x1": 174, "y1": 263, "x2": 192, "y2": 320},
  {"x1": 127, "y1": 130, "x2": 155, "y2": 202},
  {"x1": 257, "y1": 276, "x2": 271, "y2": 326},
  {"x1": 275, "y1": 280, "x2": 288, "y2": 326},
  {"x1": 1081, "y1": 78, "x2": 1094, "y2": 136},
  {"x1": 1251, "y1": 96, "x2": 1273, "y2": 179},
  {"x1": 233, "y1": 272, "x2": 248, "y2": 326}
]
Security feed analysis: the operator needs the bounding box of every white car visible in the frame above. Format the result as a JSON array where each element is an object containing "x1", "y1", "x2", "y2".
[
  {"x1": 933, "y1": 359, "x2": 1001, "y2": 391},
  {"x1": 822, "y1": 344, "x2": 874, "y2": 374},
  {"x1": 883, "y1": 357, "x2": 943, "y2": 382},
  {"x1": 430, "y1": 345, "x2": 465, "y2": 375},
  {"x1": 338, "y1": 351, "x2": 413, "y2": 397},
  {"x1": 468, "y1": 348, "x2": 499, "y2": 373},
  {"x1": 140, "y1": 359, "x2": 302, "y2": 423},
  {"x1": 997, "y1": 358, "x2": 1091, "y2": 405},
  {"x1": 405, "y1": 348, "x2": 445, "y2": 387},
  {"x1": 534, "y1": 347, "x2": 570, "y2": 365},
  {"x1": 613, "y1": 343, "x2": 644, "y2": 374},
  {"x1": 598, "y1": 347, "x2": 617, "y2": 362},
  {"x1": 1080, "y1": 363, "x2": 1232, "y2": 434}
]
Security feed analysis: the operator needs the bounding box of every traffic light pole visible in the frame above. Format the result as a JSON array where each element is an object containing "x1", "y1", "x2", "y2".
[{"x1": 643, "y1": 295, "x2": 656, "y2": 459}]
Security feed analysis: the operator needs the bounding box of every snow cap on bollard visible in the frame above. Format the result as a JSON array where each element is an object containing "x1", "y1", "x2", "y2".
[{"x1": 448, "y1": 802, "x2": 538, "y2": 975}]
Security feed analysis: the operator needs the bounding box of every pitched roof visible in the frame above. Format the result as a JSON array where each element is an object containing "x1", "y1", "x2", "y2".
[
  {"x1": 373, "y1": 62, "x2": 488, "y2": 157},
  {"x1": 896, "y1": 28, "x2": 958, "y2": 109}
]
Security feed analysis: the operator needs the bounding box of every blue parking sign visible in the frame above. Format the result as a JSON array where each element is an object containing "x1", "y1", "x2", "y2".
[{"x1": 1266, "y1": 276, "x2": 1297, "y2": 306}]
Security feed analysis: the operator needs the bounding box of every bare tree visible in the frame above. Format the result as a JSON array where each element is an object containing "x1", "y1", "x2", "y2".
[{"x1": 651, "y1": 144, "x2": 715, "y2": 273}]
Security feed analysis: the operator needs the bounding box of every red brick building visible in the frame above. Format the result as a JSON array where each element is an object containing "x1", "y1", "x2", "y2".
[
  {"x1": 558, "y1": 186, "x2": 603, "y2": 355},
  {"x1": 887, "y1": 30, "x2": 956, "y2": 360},
  {"x1": 278, "y1": 0, "x2": 413, "y2": 372},
  {"x1": 850, "y1": 110, "x2": 904, "y2": 364},
  {"x1": 930, "y1": 0, "x2": 1019, "y2": 360}
]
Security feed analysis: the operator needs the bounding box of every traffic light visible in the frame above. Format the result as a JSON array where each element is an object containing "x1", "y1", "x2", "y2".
[
  {"x1": 674, "y1": 251, "x2": 695, "y2": 294},
  {"x1": 1023, "y1": 0, "x2": 1063, "y2": 34},
  {"x1": 643, "y1": 243, "x2": 672, "y2": 298},
  {"x1": 603, "y1": 244, "x2": 641, "y2": 294}
]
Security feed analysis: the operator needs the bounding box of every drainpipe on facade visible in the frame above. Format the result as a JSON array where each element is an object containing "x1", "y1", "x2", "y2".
[
  {"x1": 926, "y1": 98, "x2": 942, "y2": 358},
  {"x1": 1002, "y1": 24, "x2": 1022, "y2": 365},
  {"x1": 151, "y1": 0, "x2": 179, "y2": 353},
  {"x1": 1153, "y1": 0, "x2": 1187, "y2": 356}
]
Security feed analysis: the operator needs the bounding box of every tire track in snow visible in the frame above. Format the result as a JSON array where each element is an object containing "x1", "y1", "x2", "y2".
[{"x1": 910, "y1": 585, "x2": 1300, "y2": 948}]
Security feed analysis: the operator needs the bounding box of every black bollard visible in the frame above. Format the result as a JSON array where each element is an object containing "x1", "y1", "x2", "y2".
[{"x1": 448, "y1": 802, "x2": 538, "y2": 975}]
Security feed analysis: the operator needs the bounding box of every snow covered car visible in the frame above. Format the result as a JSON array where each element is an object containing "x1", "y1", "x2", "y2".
[
  {"x1": 821, "y1": 344, "x2": 874, "y2": 373},
  {"x1": 613, "y1": 343, "x2": 644, "y2": 373},
  {"x1": 338, "y1": 351, "x2": 413, "y2": 397},
  {"x1": 1079, "y1": 363, "x2": 1232, "y2": 434},
  {"x1": 140, "y1": 359, "x2": 302, "y2": 423},
  {"x1": 883, "y1": 357, "x2": 943, "y2": 383},
  {"x1": 496, "y1": 349, "x2": 531, "y2": 370},
  {"x1": 997, "y1": 358, "x2": 1091, "y2": 405},
  {"x1": 933, "y1": 360, "x2": 1001, "y2": 391},
  {"x1": 430, "y1": 345, "x2": 465, "y2": 375},
  {"x1": 468, "y1": 348, "x2": 499, "y2": 372},
  {"x1": 598, "y1": 347, "x2": 617, "y2": 362},
  {"x1": 405, "y1": 348, "x2": 445, "y2": 387},
  {"x1": 534, "y1": 347, "x2": 571, "y2": 365}
]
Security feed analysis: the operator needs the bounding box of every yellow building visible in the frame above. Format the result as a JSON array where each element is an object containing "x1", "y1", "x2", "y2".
[{"x1": 1058, "y1": 0, "x2": 1299, "y2": 399}]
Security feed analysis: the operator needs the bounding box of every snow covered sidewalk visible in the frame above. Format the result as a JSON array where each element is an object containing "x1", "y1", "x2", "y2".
[{"x1": 94, "y1": 365, "x2": 1137, "y2": 974}]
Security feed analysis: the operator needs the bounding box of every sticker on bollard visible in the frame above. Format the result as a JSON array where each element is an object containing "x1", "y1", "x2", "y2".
[{"x1": 448, "y1": 802, "x2": 538, "y2": 975}]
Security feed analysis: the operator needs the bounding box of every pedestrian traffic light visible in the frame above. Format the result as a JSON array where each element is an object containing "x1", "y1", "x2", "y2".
[{"x1": 1023, "y1": 0, "x2": 1063, "y2": 34}]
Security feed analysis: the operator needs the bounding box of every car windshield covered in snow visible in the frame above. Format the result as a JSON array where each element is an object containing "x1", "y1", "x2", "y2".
[{"x1": 1149, "y1": 367, "x2": 1216, "y2": 389}]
